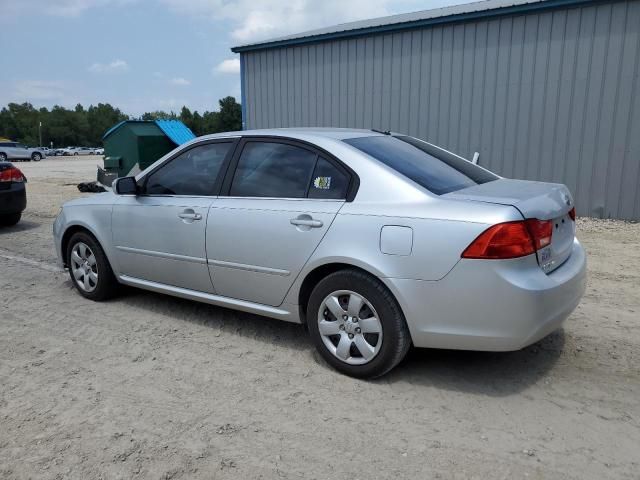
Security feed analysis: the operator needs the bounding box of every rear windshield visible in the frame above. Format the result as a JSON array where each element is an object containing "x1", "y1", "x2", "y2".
[{"x1": 344, "y1": 135, "x2": 497, "y2": 195}]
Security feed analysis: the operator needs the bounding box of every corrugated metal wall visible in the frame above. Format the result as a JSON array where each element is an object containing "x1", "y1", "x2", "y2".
[{"x1": 242, "y1": 0, "x2": 640, "y2": 219}]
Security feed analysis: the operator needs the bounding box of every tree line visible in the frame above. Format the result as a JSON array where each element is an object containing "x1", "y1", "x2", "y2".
[{"x1": 0, "y1": 96, "x2": 242, "y2": 147}]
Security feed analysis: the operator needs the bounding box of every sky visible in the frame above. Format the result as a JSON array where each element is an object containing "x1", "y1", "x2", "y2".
[{"x1": 0, "y1": 0, "x2": 477, "y2": 116}]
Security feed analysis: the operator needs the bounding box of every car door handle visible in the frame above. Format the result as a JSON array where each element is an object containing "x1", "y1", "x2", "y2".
[
  {"x1": 178, "y1": 212, "x2": 202, "y2": 221},
  {"x1": 290, "y1": 217, "x2": 323, "y2": 228}
]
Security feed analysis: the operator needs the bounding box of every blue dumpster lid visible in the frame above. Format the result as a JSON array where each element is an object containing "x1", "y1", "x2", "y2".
[
  {"x1": 102, "y1": 120, "x2": 196, "y2": 145},
  {"x1": 155, "y1": 120, "x2": 196, "y2": 145}
]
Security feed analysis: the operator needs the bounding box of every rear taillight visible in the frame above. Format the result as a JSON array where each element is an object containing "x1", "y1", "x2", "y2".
[
  {"x1": 568, "y1": 207, "x2": 576, "y2": 221},
  {"x1": 0, "y1": 166, "x2": 26, "y2": 183},
  {"x1": 525, "y1": 218, "x2": 552, "y2": 250},
  {"x1": 462, "y1": 219, "x2": 553, "y2": 260}
]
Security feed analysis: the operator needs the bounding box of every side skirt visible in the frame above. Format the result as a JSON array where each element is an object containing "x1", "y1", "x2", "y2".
[{"x1": 118, "y1": 275, "x2": 301, "y2": 323}]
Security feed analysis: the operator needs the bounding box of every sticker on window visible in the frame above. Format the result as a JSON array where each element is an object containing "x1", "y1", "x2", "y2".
[{"x1": 314, "y1": 176, "x2": 331, "y2": 189}]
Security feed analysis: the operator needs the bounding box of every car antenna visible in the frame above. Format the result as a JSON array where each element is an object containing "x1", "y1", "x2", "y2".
[{"x1": 371, "y1": 128, "x2": 391, "y2": 135}]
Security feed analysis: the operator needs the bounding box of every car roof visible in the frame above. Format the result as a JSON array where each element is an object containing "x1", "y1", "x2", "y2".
[{"x1": 199, "y1": 127, "x2": 387, "y2": 142}]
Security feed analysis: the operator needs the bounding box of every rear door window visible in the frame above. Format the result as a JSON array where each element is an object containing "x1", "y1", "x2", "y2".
[
  {"x1": 229, "y1": 141, "x2": 318, "y2": 198},
  {"x1": 344, "y1": 135, "x2": 497, "y2": 195}
]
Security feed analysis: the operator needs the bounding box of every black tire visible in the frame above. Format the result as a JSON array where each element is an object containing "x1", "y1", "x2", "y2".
[
  {"x1": 31, "y1": 153, "x2": 42, "y2": 161},
  {"x1": 66, "y1": 231, "x2": 119, "y2": 301},
  {"x1": 307, "y1": 269, "x2": 411, "y2": 378},
  {"x1": 0, "y1": 213, "x2": 21, "y2": 226},
  {"x1": 0, "y1": 153, "x2": 7, "y2": 161}
]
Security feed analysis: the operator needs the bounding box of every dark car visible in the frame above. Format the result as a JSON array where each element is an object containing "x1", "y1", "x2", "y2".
[{"x1": 0, "y1": 162, "x2": 27, "y2": 226}]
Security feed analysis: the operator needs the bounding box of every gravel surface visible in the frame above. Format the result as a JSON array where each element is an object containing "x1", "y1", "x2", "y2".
[{"x1": 1, "y1": 157, "x2": 639, "y2": 479}]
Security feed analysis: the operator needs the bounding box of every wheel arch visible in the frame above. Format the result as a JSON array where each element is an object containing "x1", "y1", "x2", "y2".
[
  {"x1": 60, "y1": 223, "x2": 111, "y2": 268},
  {"x1": 296, "y1": 261, "x2": 404, "y2": 325}
]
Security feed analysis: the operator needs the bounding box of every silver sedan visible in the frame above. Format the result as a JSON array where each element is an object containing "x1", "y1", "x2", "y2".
[{"x1": 53, "y1": 129, "x2": 586, "y2": 378}]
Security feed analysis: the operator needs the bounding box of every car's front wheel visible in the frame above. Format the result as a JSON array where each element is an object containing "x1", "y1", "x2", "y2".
[
  {"x1": 66, "y1": 231, "x2": 118, "y2": 301},
  {"x1": 31, "y1": 152, "x2": 42, "y2": 161},
  {"x1": 307, "y1": 269, "x2": 411, "y2": 378},
  {"x1": 0, "y1": 153, "x2": 7, "y2": 161}
]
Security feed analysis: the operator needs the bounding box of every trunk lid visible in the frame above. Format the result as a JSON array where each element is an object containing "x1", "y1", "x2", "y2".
[{"x1": 445, "y1": 179, "x2": 575, "y2": 273}]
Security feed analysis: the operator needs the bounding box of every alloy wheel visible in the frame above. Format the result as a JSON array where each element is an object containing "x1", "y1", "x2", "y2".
[
  {"x1": 317, "y1": 290, "x2": 383, "y2": 365},
  {"x1": 70, "y1": 242, "x2": 99, "y2": 292}
]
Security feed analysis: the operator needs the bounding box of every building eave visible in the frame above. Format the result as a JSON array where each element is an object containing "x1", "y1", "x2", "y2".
[{"x1": 231, "y1": 0, "x2": 599, "y2": 53}]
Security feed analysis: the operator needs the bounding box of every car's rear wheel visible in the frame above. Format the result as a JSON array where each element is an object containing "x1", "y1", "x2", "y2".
[
  {"x1": 0, "y1": 153, "x2": 7, "y2": 161},
  {"x1": 66, "y1": 231, "x2": 118, "y2": 301},
  {"x1": 307, "y1": 269, "x2": 411, "y2": 378},
  {"x1": 31, "y1": 152, "x2": 42, "y2": 161},
  {"x1": 0, "y1": 213, "x2": 21, "y2": 226}
]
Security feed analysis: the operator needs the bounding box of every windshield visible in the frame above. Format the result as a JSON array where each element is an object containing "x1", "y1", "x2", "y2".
[{"x1": 343, "y1": 135, "x2": 498, "y2": 195}]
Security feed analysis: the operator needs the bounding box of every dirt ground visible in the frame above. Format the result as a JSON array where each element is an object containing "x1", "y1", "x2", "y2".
[{"x1": 1, "y1": 156, "x2": 639, "y2": 479}]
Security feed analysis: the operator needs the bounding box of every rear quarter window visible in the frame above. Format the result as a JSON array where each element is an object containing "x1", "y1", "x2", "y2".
[{"x1": 308, "y1": 157, "x2": 349, "y2": 200}]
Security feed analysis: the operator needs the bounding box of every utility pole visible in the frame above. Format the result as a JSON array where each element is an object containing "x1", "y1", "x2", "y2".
[{"x1": 38, "y1": 121, "x2": 42, "y2": 147}]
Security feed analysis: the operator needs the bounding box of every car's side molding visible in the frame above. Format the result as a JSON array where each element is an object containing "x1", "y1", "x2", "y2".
[
  {"x1": 115, "y1": 245, "x2": 207, "y2": 265},
  {"x1": 207, "y1": 259, "x2": 291, "y2": 277}
]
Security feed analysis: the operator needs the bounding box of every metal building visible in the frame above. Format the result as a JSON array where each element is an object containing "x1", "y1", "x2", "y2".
[{"x1": 232, "y1": 0, "x2": 640, "y2": 220}]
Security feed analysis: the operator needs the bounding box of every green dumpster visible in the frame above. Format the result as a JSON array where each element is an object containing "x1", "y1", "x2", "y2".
[{"x1": 97, "y1": 120, "x2": 195, "y2": 187}]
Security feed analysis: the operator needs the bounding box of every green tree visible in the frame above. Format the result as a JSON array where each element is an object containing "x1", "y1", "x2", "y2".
[
  {"x1": 217, "y1": 96, "x2": 242, "y2": 132},
  {"x1": 179, "y1": 106, "x2": 193, "y2": 127},
  {"x1": 201, "y1": 110, "x2": 220, "y2": 134},
  {"x1": 190, "y1": 111, "x2": 203, "y2": 136},
  {"x1": 140, "y1": 110, "x2": 177, "y2": 121},
  {"x1": 87, "y1": 103, "x2": 127, "y2": 144},
  {"x1": 1, "y1": 103, "x2": 40, "y2": 145},
  {"x1": 0, "y1": 96, "x2": 242, "y2": 146}
]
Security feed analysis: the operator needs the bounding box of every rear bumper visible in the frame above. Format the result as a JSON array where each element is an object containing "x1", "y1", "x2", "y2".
[
  {"x1": 0, "y1": 183, "x2": 27, "y2": 215},
  {"x1": 386, "y1": 238, "x2": 587, "y2": 351}
]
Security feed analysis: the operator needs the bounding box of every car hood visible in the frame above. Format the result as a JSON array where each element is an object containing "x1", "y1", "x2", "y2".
[{"x1": 63, "y1": 191, "x2": 116, "y2": 208}]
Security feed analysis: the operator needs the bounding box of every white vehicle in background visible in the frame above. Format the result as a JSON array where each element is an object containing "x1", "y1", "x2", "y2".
[
  {"x1": 61, "y1": 147, "x2": 97, "y2": 156},
  {"x1": 0, "y1": 141, "x2": 45, "y2": 161},
  {"x1": 94, "y1": 147, "x2": 104, "y2": 155},
  {"x1": 60, "y1": 147, "x2": 75, "y2": 156}
]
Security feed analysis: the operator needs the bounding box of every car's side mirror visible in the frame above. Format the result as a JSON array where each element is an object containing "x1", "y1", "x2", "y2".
[{"x1": 114, "y1": 176, "x2": 138, "y2": 195}]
